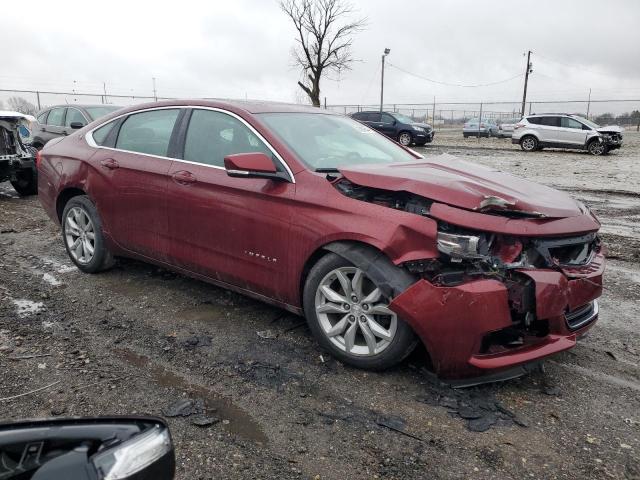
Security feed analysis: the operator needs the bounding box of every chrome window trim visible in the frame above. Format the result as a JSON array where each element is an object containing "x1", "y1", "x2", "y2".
[{"x1": 84, "y1": 105, "x2": 295, "y2": 183}]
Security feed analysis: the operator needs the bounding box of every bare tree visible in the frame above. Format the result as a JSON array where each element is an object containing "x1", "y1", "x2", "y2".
[
  {"x1": 280, "y1": 0, "x2": 366, "y2": 107},
  {"x1": 7, "y1": 97, "x2": 38, "y2": 116}
]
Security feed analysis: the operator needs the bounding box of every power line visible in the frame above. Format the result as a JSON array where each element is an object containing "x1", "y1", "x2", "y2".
[{"x1": 387, "y1": 63, "x2": 523, "y2": 88}]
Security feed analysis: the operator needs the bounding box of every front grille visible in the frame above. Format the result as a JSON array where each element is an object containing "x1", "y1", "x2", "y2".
[
  {"x1": 531, "y1": 233, "x2": 597, "y2": 267},
  {"x1": 565, "y1": 301, "x2": 598, "y2": 330}
]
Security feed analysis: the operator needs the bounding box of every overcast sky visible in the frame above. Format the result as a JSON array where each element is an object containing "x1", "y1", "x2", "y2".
[{"x1": 2, "y1": 0, "x2": 639, "y2": 112}]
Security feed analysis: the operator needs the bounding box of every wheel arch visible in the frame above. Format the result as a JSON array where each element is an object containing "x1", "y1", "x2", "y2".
[
  {"x1": 56, "y1": 187, "x2": 87, "y2": 222},
  {"x1": 298, "y1": 240, "x2": 417, "y2": 310}
]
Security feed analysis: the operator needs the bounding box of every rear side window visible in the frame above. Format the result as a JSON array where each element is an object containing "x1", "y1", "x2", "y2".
[
  {"x1": 183, "y1": 109, "x2": 273, "y2": 168},
  {"x1": 561, "y1": 117, "x2": 583, "y2": 129},
  {"x1": 115, "y1": 109, "x2": 180, "y2": 157},
  {"x1": 92, "y1": 121, "x2": 118, "y2": 146},
  {"x1": 527, "y1": 117, "x2": 542, "y2": 125},
  {"x1": 540, "y1": 116, "x2": 561, "y2": 127},
  {"x1": 47, "y1": 108, "x2": 65, "y2": 127},
  {"x1": 352, "y1": 112, "x2": 365, "y2": 120},
  {"x1": 65, "y1": 108, "x2": 87, "y2": 127},
  {"x1": 366, "y1": 112, "x2": 381, "y2": 122}
]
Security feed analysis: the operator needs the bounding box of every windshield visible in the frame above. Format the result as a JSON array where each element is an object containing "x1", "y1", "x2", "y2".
[
  {"x1": 392, "y1": 113, "x2": 415, "y2": 124},
  {"x1": 573, "y1": 116, "x2": 600, "y2": 129},
  {"x1": 84, "y1": 106, "x2": 121, "y2": 121},
  {"x1": 257, "y1": 113, "x2": 418, "y2": 171}
]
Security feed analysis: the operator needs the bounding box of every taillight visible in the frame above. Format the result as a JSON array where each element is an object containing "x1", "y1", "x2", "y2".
[
  {"x1": 514, "y1": 123, "x2": 524, "y2": 130},
  {"x1": 35, "y1": 150, "x2": 42, "y2": 168},
  {"x1": 480, "y1": 123, "x2": 485, "y2": 128}
]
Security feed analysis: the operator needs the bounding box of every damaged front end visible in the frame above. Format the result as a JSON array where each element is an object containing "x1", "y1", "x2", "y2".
[
  {"x1": 0, "y1": 112, "x2": 38, "y2": 195},
  {"x1": 330, "y1": 169, "x2": 604, "y2": 382}
]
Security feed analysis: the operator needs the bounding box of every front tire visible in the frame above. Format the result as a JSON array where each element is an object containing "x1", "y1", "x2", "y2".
[
  {"x1": 61, "y1": 195, "x2": 114, "y2": 273},
  {"x1": 588, "y1": 139, "x2": 607, "y2": 156},
  {"x1": 398, "y1": 131, "x2": 413, "y2": 146},
  {"x1": 303, "y1": 253, "x2": 418, "y2": 370},
  {"x1": 520, "y1": 135, "x2": 538, "y2": 152}
]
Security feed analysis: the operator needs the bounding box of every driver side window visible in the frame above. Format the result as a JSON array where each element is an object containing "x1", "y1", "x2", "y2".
[
  {"x1": 183, "y1": 109, "x2": 274, "y2": 168},
  {"x1": 381, "y1": 113, "x2": 395, "y2": 124}
]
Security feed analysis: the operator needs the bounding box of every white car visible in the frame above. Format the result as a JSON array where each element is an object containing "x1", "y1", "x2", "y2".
[
  {"x1": 511, "y1": 114, "x2": 623, "y2": 155},
  {"x1": 0, "y1": 111, "x2": 38, "y2": 195},
  {"x1": 497, "y1": 118, "x2": 522, "y2": 138}
]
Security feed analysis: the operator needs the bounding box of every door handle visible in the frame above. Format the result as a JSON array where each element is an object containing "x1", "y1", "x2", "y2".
[
  {"x1": 172, "y1": 170, "x2": 196, "y2": 185},
  {"x1": 100, "y1": 158, "x2": 119, "y2": 170}
]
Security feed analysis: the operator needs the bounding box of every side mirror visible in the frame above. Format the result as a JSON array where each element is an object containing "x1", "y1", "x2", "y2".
[
  {"x1": 70, "y1": 122, "x2": 85, "y2": 129},
  {"x1": 224, "y1": 152, "x2": 289, "y2": 182},
  {"x1": 0, "y1": 416, "x2": 174, "y2": 480}
]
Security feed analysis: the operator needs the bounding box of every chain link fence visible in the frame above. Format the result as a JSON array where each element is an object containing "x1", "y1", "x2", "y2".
[
  {"x1": 1, "y1": 87, "x2": 639, "y2": 131},
  {"x1": 326, "y1": 100, "x2": 640, "y2": 130}
]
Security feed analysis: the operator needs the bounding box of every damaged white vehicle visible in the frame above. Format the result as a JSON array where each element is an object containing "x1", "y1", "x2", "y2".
[
  {"x1": 0, "y1": 111, "x2": 38, "y2": 195},
  {"x1": 512, "y1": 113, "x2": 623, "y2": 155}
]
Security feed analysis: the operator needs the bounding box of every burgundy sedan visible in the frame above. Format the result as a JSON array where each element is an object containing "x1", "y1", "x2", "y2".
[{"x1": 37, "y1": 100, "x2": 604, "y2": 384}]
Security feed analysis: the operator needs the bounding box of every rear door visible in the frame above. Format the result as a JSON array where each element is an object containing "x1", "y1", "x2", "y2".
[
  {"x1": 536, "y1": 116, "x2": 561, "y2": 144},
  {"x1": 90, "y1": 107, "x2": 182, "y2": 260},
  {"x1": 557, "y1": 116, "x2": 589, "y2": 146},
  {"x1": 165, "y1": 108, "x2": 295, "y2": 301},
  {"x1": 363, "y1": 112, "x2": 384, "y2": 134}
]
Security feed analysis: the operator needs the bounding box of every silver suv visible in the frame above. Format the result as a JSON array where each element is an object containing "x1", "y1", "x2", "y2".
[{"x1": 511, "y1": 114, "x2": 623, "y2": 155}]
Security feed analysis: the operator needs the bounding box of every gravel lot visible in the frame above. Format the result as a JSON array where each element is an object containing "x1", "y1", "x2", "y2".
[{"x1": 1, "y1": 131, "x2": 639, "y2": 479}]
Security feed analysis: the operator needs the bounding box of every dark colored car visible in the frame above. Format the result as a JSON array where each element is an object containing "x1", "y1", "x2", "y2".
[
  {"x1": 37, "y1": 100, "x2": 604, "y2": 384},
  {"x1": 33, "y1": 104, "x2": 121, "y2": 149},
  {"x1": 350, "y1": 111, "x2": 433, "y2": 146}
]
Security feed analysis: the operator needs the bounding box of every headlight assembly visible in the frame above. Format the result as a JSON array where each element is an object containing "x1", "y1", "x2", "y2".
[
  {"x1": 412, "y1": 126, "x2": 426, "y2": 132},
  {"x1": 437, "y1": 230, "x2": 493, "y2": 260}
]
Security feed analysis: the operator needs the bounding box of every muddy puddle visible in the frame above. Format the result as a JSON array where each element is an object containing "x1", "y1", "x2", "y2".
[{"x1": 114, "y1": 347, "x2": 267, "y2": 444}]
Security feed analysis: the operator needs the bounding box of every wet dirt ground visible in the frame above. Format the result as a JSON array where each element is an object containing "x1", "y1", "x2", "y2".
[{"x1": 1, "y1": 131, "x2": 639, "y2": 479}]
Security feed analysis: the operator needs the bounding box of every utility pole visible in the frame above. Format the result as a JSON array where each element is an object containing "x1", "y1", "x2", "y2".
[
  {"x1": 380, "y1": 48, "x2": 390, "y2": 113},
  {"x1": 152, "y1": 77, "x2": 157, "y2": 101},
  {"x1": 432, "y1": 96, "x2": 436, "y2": 125},
  {"x1": 103, "y1": 82, "x2": 108, "y2": 105},
  {"x1": 521, "y1": 50, "x2": 532, "y2": 117},
  {"x1": 586, "y1": 88, "x2": 592, "y2": 119}
]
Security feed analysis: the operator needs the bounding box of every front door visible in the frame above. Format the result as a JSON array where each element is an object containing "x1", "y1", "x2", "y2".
[
  {"x1": 42, "y1": 107, "x2": 67, "y2": 142},
  {"x1": 558, "y1": 117, "x2": 589, "y2": 146},
  {"x1": 91, "y1": 108, "x2": 181, "y2": 260},
  {"x1": 165, "y1": 108, "x2": 294, "y2": 301},
  {"x1": 380, "y1": 113, "x2": 398, "y2": 138}
]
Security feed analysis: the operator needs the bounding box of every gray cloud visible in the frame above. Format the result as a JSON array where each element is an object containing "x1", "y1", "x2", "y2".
[{"x1": 1, "y1": 0, "x2": 639, "y2": 112}]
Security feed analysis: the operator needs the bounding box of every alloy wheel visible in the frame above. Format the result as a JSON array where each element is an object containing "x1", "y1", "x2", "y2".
[
  {"x1": 589, "y1": 141, "x2": 605, "y2": 155},
  {"x1": 314, "y1": 266, "x2": 397, "y2": 357},
  {"x1": 64, "y1": 207, "x2": 96, "y2": 264},
  {"x1": 521, "y1": 137, "x2": 536, "y2": 151},
  {"x1": 398, "y1": 133, "x2": 412, "y2": 146}
]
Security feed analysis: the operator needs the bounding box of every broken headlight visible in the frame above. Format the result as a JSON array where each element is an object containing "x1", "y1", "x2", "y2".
[{"x1": 437, "y1": 231, "x2": 489, "y2": 260}]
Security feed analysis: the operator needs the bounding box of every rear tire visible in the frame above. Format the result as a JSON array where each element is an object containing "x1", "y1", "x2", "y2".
[
  {"x1": 520, "y1": 135, "x2": 538, "y2": 152},
  {"x1": 61, "y1": 195, "x2": 115, "y2": 273},
  {"x1": 10, "y1": 169, "x2": 37, "y2": 196},
  {"x1": 303, "y1": 253, "x2": 418, "y2": 370}
]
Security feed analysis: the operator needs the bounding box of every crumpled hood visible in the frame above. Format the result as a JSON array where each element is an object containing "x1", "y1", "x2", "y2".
[
  {"x1": 338, "y1": 153, "x2": 585, "y2": 218},
  {"x1": 596, "y1": 125, "x2": 623, "y2": 133}
]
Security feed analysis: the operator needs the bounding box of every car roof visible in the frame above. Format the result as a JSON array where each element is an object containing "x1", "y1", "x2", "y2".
[{"x1": 112, "y1": 99, "x2": 336, "y2": 116}]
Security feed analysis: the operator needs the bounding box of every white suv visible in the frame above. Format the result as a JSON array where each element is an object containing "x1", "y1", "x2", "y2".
[{"x1": 511, "y1": 114, "x2": 623, "y2": 155}]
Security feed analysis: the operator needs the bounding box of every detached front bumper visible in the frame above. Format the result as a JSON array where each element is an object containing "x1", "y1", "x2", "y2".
[{"x1": 389, "y1": 253, "x2": 605, "y2": 380}]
